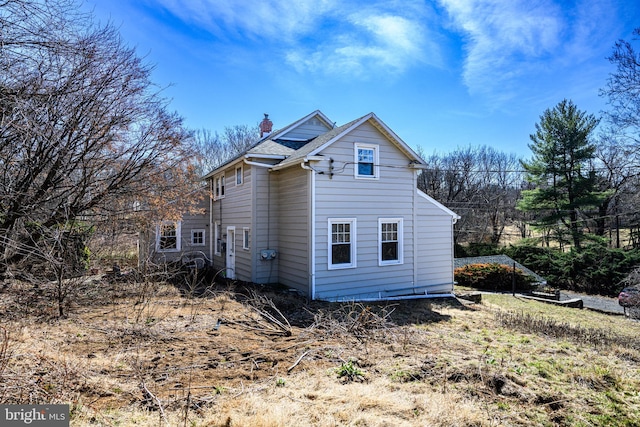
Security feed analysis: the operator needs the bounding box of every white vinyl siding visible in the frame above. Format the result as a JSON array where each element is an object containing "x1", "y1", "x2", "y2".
[
  {"x1": 253, "y1": 166, "x2": 280, "y2": 284},
  {"x1": 284, "y1": 117, "x2": 332, "y2": 140},
  {"x1": 313, "y1": 122, "x2": 417, "y2": 299},
  {"x1": 415, "y1": 190, "x2": 456, "y2": 293},
  {"x1": 209, "y1": 161, "x2": 252, "y2": 279},
  {"x1": 328, "y1": 218, "x2": 356, "y2": 269},
  {"x1": 275, "y1": 167, "x2": 310, "y2": 293}
]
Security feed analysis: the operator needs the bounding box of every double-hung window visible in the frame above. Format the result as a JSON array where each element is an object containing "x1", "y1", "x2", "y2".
[
  {"x1": 242, "y1": 228, "x2": 250, "y2": 250},
  {"x1": 379, "y1": 218, "x2": 403, "y2": 265},
  {"x1": 328, "y1": 218, "x2": 356, "y2": 269},
  {"x1": 214, "y1": 175, "x2": 225, "y2": 199},
  {"x1": 157, "y1": 221, "x2": 181, "y2": 252},
  {"x1": 214, "y1": 221, "x2": 222, "y2": 255},
  {"x1": 355, "y1": 143, "x2": 379, "y2": 179},
  {"x1": 236, "y1": 166, "x2": 243, "y2": 185}
]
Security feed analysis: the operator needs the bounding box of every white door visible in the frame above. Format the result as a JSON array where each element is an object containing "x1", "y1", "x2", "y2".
[{"x1": 226, "y1": 227, "x2": 236, "y2": 279}]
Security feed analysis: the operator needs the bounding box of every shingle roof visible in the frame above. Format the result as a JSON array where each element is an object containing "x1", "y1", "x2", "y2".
[
  {"x1": 274, "y1": 116, "x2": 364, "y2": 169},
  {"x1": 202, "y1": 110, "x2": 333, "y2": 179},
  {"x1": 202, "y1": 109, "x2": 425, "y2": 178},
  {"x1": 246, "y1": 139, "x2": 296, "y2": 157}
]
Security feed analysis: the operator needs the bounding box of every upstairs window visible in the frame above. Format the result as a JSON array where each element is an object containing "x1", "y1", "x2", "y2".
[
  {"x1": 236, "y1": 166, "x2": 243, "y2": 185},
  {"x1": 328, "y1": 218, "x2": 356, "y2": 269},
  {"x1": 355, "y1": 143, "x2": 379, "y2": 179},
  {"x1": 379, "y1": 218, "x2": 403, "y2": 265},
  {"x1": 157, "y1": 221, "x2": 181, "y2": 252},
  {"x1": 214, "y1": 174, "x2": 225, "y2": 199}
]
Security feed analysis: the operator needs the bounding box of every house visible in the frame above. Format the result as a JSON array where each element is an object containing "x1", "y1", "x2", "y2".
[{"x1": 146, "y1": 110, "x2": 460, "y2": 301}]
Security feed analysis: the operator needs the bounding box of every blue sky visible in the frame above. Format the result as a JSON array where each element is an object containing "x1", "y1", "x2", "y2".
[{"x1": 85, "y1": 0, "x2": 639, "y2": 158}]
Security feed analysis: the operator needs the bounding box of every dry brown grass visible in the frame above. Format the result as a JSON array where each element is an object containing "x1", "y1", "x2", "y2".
[{"x1": 1, "y1": 276, "x2": 639, "y2": 426}]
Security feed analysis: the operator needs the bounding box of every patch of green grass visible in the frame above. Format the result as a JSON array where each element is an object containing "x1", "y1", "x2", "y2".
[{"x1": 334, "y1": 359, "x2": 366, "y2": 382}]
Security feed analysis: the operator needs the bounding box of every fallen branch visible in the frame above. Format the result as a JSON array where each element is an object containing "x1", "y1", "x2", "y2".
[
  {"x1": 140, "y1": 380, "x2": 169, "y2": 425},
  {"x1": 287, "y1": 350, "x2": 311, "y2": 373}
]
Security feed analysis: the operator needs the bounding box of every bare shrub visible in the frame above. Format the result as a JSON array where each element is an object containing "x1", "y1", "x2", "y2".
[
  {"x1": 309, "y1": 302, "x2": 397, "y2": 341},
  {"x1": 495, "y1": 310, "x2": 640, "y2": 350}
]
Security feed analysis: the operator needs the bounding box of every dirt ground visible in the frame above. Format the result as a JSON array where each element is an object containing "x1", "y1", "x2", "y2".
[{"x1": 1, "y1": 271, "x2": 639, "y2": 426}]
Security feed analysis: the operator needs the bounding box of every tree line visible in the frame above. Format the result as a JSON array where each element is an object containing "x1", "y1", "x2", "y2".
[{"x1": 416, "y1": 28, "x2": 640, "y2": 252}]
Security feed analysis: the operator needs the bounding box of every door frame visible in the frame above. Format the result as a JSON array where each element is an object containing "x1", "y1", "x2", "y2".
[{"x1": 225, "y1": 226, "x2": 236, "y2": 279}]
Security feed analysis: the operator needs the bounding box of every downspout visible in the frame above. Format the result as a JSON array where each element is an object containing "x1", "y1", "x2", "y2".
[
  {"x1": 209, "y1": 180, "x2": 214, "y2": 266},
  {"x1": 413, "y1": 171, "x2": 418, "y2": 288},
  {"x1": 451, "y1": 214, "x2": 458, "y2": 292},
  {"x1": 300, "y1": 161, "x2": 316, "y2": 299}
]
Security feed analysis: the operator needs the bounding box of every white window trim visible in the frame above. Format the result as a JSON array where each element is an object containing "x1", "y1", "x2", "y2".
[
  {"x1": 191, "y1": 229, "x2": 206, "y2": 246},
  {"x1": 328, "y1": 218, "x2": 357, "y2": 270},
  {"x1": 214, "y1": 221, "x2": 222, "y2": 256},
  {"x1": 378, "y1": 218, "x2": 403, "y2": 266},
  {"x1": 236, "y1": 165, "x2": 243, "y2": 186},
  {"x1": 354, "y1": 143, "x2": 379, "y2": 179},
  {"x1": 156, "y1": 221, "x2": 182, "y2": 252},
  {"x1": 242, "y1": 227, "x2": 250, "y2": 250},
  {"x1": 214, "y1": 174, "x2": 225, "y2": 200}
]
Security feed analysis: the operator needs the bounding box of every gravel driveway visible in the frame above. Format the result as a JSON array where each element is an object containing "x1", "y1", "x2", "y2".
[{"x1": 560, "y1": 291, "x2": 624, "y2": 315}]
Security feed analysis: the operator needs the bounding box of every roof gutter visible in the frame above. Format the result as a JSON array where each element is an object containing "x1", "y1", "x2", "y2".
[{"x1": 243, "y1": 159, "x2": 276, "y2": 168}]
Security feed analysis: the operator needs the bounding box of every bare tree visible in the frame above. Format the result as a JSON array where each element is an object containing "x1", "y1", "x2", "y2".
[
  {"x1": 475, "y1": 146, "x2": 522, "y2": 244},
  {"x1": 191, "y1": 124, "x2": 259, "y2": 176},
  {"x1": 417, "y1": 145, "x2": 522, "y2": 247},
  {"x1": 601, "y1": 28, "x2": 640, "y2": 149},
  {"x1": 0, "y1": 0, "x2": 197, "y2": 281},
  {"x1": 596, "y1": 28, "x2": 640, "y2": 245}
]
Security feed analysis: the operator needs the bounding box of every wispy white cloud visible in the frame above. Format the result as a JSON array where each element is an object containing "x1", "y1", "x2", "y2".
[
  {"x1": 438, "y1": 0, "x2": 563, "y2": 99},
  {"x1": 438, "y1": 0, "x2": 617, "y2": 104},
  {"x1": 152, "y1": 0, "x2": 336, "y2": 40},
  {"x1": 286, "y1": 12, "x2": 438, "y2": 77},
  {"x1": 151, "y1": 0, "x2": 440, "y2": 78}
]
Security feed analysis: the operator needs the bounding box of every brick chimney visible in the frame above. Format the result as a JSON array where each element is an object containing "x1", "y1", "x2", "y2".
[{"x1": 259, "y1": 113, "x2": 273, "y2": 138}]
